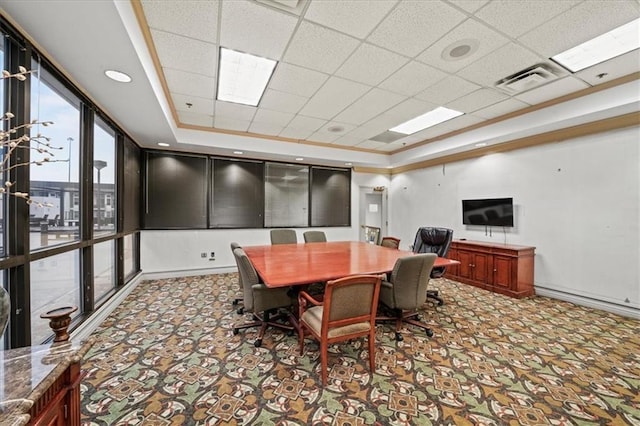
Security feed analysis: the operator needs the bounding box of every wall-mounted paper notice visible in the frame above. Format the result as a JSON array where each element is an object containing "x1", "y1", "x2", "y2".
[{"x1": 369, "y1": 204, "x2": 379, "y2": 213}]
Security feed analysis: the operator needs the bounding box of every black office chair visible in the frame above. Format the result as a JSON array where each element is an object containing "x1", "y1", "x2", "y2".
[
  {"x1": 411, "y1": 227, "x2": 453, "y2": 306},
  {"x1": 230, "y1": 242, "x2": 244, "y2": 313}
]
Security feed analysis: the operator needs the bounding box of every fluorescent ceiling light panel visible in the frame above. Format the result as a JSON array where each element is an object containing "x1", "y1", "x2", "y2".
[
  {"x1": 217, "y1": 48, "x2": 277, "y2": 106},
  {"x1": 390, "y1": 107, "x2": 464, "y2": 135},
  {"x1": 552, "y1": 18, "x2": 640, "y2": 72}
]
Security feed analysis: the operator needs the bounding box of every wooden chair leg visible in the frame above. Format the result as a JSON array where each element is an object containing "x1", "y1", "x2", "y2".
[
  {"x1": 368, "y1": 332, "x2": 375, "y2": 373},
  {"x1": 321, "y1": 340, "x2": 328, "y2": 385}
]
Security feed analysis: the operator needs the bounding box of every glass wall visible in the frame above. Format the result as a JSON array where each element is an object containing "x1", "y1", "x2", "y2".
[
  {"x1": 29, "y1": 59, "x2": 81, "y2": 250},
  {"x1": 94, "y1": 240, "x2": 115, "y2": 306},
  {"x1": 30, "y1": 250, "x2": 81, "y2": 344},
  {"x1": 0, "y1": 39, "x2": 4, "y2": 257},
  {"x1": 264, "y1": 162, "x2": 309, "y2": 227},
  {"x1": 93, "y1": 116, "x2": 116, "y2": 237},
  {"x1": 123, "y1": 233, "x2": 136, "y2": 280}
]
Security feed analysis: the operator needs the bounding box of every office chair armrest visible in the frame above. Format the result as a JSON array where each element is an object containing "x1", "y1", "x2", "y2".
[{"x1": 381, "y1": 281, "x2": 393, "y2": 289}]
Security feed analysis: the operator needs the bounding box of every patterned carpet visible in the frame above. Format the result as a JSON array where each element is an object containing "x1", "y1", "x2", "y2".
[{"x1": 80, "y1": 273, "x2": 640, "y2": 425}]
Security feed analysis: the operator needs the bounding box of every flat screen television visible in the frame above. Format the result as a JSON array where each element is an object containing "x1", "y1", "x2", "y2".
[{"x1": 462, "y1": 197, "x2": 514, "y2": 227}]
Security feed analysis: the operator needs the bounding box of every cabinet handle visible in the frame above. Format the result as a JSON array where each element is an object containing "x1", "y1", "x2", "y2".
[{"x1": 493, "y1": 269, "x2": 497, "y2": 272}]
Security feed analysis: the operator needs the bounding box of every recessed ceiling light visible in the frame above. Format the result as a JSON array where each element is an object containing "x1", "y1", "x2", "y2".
[
  {"x1": 475, "y1": 142, "x2": 487, "y2": 147},
  {"x1": 105, "y1": 69, "x2": 132, "y2": 83},
  {"x1": 157, "y1": 142, "x2": 170, "y2": 147},
  {"x1": 217, "y1": 47, "x2": 277, "y2": 106},
  {"x1": 295, "y1": 157, "x2": 304, "y2": 161},
  {"x1": 552, "y1": 18, "x2": 640, "y2": 72},
  {"x1": 441, "y1": 39, "x2": 479, "y2": 62},
  {"x1": 345, "y1": 162, "x2": 352, "y2": 166},
  {"x1": 390, "y1": 107, "x2": 464, "y2": 135},
  {"x1": 233, "y1": 151, "x2": 244, "y2": 155},
  {"x1": 327, "y1": 125, "x2": 345, "y2": 133}
]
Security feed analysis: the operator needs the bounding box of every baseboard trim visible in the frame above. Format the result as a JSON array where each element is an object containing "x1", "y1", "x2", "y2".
[
  {"x1": 71, "y1": 272, "x2": 145, "y2": 342},
  {"x1": 142, "y1": 266, "x2": 236, "y2": 280},
  {"x1": 535, "y1": 286, "x2": 640, "y2": 319}
]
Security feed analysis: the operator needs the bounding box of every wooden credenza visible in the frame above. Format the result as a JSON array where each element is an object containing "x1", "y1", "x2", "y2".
[{"x1": 445, "y1": 240, "x2": 535, "y2": 298}]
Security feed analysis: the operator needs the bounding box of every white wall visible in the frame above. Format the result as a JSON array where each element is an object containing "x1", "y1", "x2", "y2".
[
  {"x1": 389, "y1": 127, "x2": 640, "y2": 314},
  {"x1": 141, "y1": 171, "x2": 390, "y2": 273}
]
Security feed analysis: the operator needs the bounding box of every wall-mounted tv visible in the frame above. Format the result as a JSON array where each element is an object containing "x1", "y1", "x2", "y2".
[{"x1": 462, "y1": 197, "x2": 514, "y2": 227}]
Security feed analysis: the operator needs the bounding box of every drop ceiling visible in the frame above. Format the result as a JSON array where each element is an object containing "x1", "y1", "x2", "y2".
[{"x1": 0, "y1": 0, "x2": 638, "y2": 170}]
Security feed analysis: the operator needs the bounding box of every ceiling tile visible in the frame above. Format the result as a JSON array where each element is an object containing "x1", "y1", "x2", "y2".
[
  {"x1": 475, "y1": 0, "x2": 578, "y2": 39},
  {"x1": 355, "y1": 140, "x2": 387, "y2": 149},
  {"x1": 214, "y1": 116, "x2": 250, "y2": 132},
  {"x1": 282, "y1": 21, "x2": 360, "y2": 73},
  {"x1": 299, "y1": 77, "x2": 370, "y2": 120},
  {"x1": 380, "y1": 98, "x2": 439, "y2": 121},
  {"x1": 514, "y1": 76, "x2": 591, "y2": 105},
  {"x1": 252, "y1": 108, "x2": 295, "y2": 127},
  {"x1": 344, "y1": 121, "x2": 394, "y2": 140},
  {"x1": 437, "y1": 114, "x2": 485, "y2": 132},
  {"x1": 518, "y1": 1, "x2": 640, "y2": 57},
  {"x1": 177, "y1": 111, "x2": 214, "y2": 127},
  {"x1": 448, "y1": 0, "x2": 490, "y2": 14},
  {"x1": 164, "y1": 68, "x2": 216, "y2": 99},
  {"x1": 259, "y1": 89, "x2": 309, "y2": 114},
  {"x1": 248, "y1": 121, "x2": 284, "y2": 136},
  {"x1": 415, "y1": 75, "x2": 480, "y2": 105},
  {"x1": 220, "y1": 1, "x2": 297, "y2": 59},
  {"x1": 309, "y1": 122, "x2": 357, "y2": 143},
  {"x1": 416, "y1": 18, "x2": 510, "y2": 73},
  {"x1": 286, "y1": 115, "x2": 327, "y2": 132},
  {"x1": 256, "y1": 0, "x2": 309, "y2": 16},
  {"x1": 574, "y1": 50, "x2": 640, "y2": 87},
  {"x1": 142, "y1": 0, "x2": 219, "y2": 43},
  {"x1": 172, "y1": 93, "x2": 215, "y2": 115},
  {"x1": 472, "y1": 98, "x2": 530, "y2": 119},
  {"x1": 331, "y1": 135, "x2": 362, "y2": 146},
  {"x1": 334, "y1": 88, "x2": 406, "y2": 125},
  {"x1": 151, "y1": 30, "x2": 216, "y2": 77},
  {"x1": 446, "y1": 88, "x2": 509, "y2": 113},
  {"x1": 456, "y1": 42, "x2": 544, "y2": 87},
  {"x1": 335, "y1": 43, "x2": 408, "y2": 86},
  {"x1": 214, "y1": 101, "x2": 257, "y2": 121},
  {"x1": 268, "y1": 63, "x2": 329, "y2": 97},
  {"x1": 304, "y1": 0, "x2": 397, "y2": 39},
  {"x1": 279, "y1": 127, "x2": 315, "y2": 140},
  {"x1": 379, "y1": 61, "x2": 447, "y2": 96},
  {"x1": 367, "y1": 1, "x2": 466, "y2": 57}
]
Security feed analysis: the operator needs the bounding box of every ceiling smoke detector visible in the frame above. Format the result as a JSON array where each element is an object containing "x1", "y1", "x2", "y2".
[
  {"x1": 441, "y1": 39, "x2": 479, "y2": 61},
  {"x1": 495, "y1": 63, "x2": 561, "y2": 94}
]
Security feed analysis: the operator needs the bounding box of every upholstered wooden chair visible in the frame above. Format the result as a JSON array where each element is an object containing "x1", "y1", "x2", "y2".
[
  {"x1": 270, "y1": 229, "x2": 297, "y2": 244},
  {"x1": 303, "y1": 230, "x2": 327, "y2": 243},
  {"x1": 380, "y1": 236, "x2": 400, "y2": 249},
  {"x1": 298, "y1": 274, "x2": 383, "y2": 385},
  {"x1": 377, "y1": 253, "x2": 437, "y2": 341},
  {"x1": 232, "y1": 248, "x2": 294, "y2": 347},
  {"x1": 230, "y1": 242, "x2": 244, "y2": 313}
]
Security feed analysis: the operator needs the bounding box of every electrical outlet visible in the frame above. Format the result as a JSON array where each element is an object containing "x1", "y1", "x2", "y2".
[
  {"x1": 210, "y1": 252, "x2": 215, "y2": 258},
  {"x1": 200, "y1": 252, "x2": 207, "y2": 258}
]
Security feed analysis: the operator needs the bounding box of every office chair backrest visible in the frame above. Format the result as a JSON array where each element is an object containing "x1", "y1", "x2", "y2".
[
  {"x1": 233, "y1": 248, "x2": 259, "y2": 312},
  {"x1": 303, "y1": 230, "x2": 327, "y2": 243},
  {"x1": 388, "y1": 254, "x2": 437, "y2": 309},
  {"x1": 270, "y1": 229, "x2": 297, "y2": 245},
  {"x1": 380, "y1": 236, "x2": 400, "y2": 249},
  {"x1": 412, "y1": 227, "x2": 453, "y2": 257}
]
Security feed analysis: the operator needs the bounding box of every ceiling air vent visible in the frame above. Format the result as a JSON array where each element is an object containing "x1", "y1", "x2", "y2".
[
  {"x1": 495, "y1": 63, "x2": 560, "y2": 94},
  {"x1": 370, "y1": 130, "x2": 406, "y2": 143}
]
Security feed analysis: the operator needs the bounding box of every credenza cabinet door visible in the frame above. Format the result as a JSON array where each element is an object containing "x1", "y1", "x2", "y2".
[
  {"x1": 492, "y1": 256, "x2": 514, "y2": 290},
  {"x1": 457, "y1": 250, "x2": 473, "y2": 280},
  {"x1": 471, "y1": 252, "x2": 490, "y2": 284}
]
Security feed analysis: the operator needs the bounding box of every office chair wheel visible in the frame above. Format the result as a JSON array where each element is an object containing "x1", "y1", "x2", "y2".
[
  {"x1": 254, "y1": 339, "x2": 262, "y2": 347},
  {"x1": 395, "y1": 332, "x2": 403, "y2": 341},
  {"x1": 237, "y1": 307, "x2": 244, "y2": 315},
  {"x1": 232, "y1": 299, "x2": 239, "y2": 306},
  {"x1": 425, "y1": 328, "x2": 434, "y2": 338},
  {"x1": 232, "y1": 328, "x2": 239, "y2": 335},
  {"x1": 437, "y1": 300, "x2": 444, "y2": 306}
]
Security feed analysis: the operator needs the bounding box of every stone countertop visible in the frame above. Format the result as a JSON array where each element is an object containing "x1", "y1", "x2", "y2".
[{"x1": 0, "y1": 338, "x2": 94, "y2": 426}]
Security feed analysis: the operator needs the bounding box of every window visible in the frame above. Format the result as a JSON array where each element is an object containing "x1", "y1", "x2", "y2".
[
  {"x1": 122, "y1": 137, "x2": 141, "y2": 232},
  {"x1": 29, "y1": 60, "x2": 81, "y2": 250},
  {"x1": 211, "y1": 158, "x2": 263, "y2": 228},
  {"x1": 30, "y1": 250, "x2": 81, "y2": 344},
  {"x1": 93, "y1": 116, "x2": 116, "y2": 237},
  {"x1": 264, "y1": 162, "x2": 309, "y2": 227},
  {"x1": 94, "y1": 240, "x2": 115, "y2": 306},
  {"x1": 123, "y1": 233, "x2": 138, "y2": 280},
  {"x1": 0, "y1": 38, "x2": 4, "y2": 257},
  {"x1": 311, "y1": 167, "x2": 351, "y2": 227},
  {"x1": 144, "y1": 152, "x2": 208, "y2": 228}
]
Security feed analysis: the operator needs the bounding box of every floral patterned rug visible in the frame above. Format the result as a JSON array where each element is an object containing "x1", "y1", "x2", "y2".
[{"x1": 80, "y1": 274, "x2": 640, "y2": 425}]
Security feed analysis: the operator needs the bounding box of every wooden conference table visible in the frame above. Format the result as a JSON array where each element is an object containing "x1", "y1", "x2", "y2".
[{"x1": 243, "y1": 241, "x2": 459, "y2": 288}]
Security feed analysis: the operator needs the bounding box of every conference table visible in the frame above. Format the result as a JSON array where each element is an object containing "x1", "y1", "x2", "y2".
[{"x1": 243, "y1": 241, "x2": 460, "y2": 288}]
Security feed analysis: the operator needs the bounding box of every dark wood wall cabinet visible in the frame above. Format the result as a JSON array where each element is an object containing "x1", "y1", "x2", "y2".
[{"x1": 445, "y1": 240, "x2": 535, "y2": 298}]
